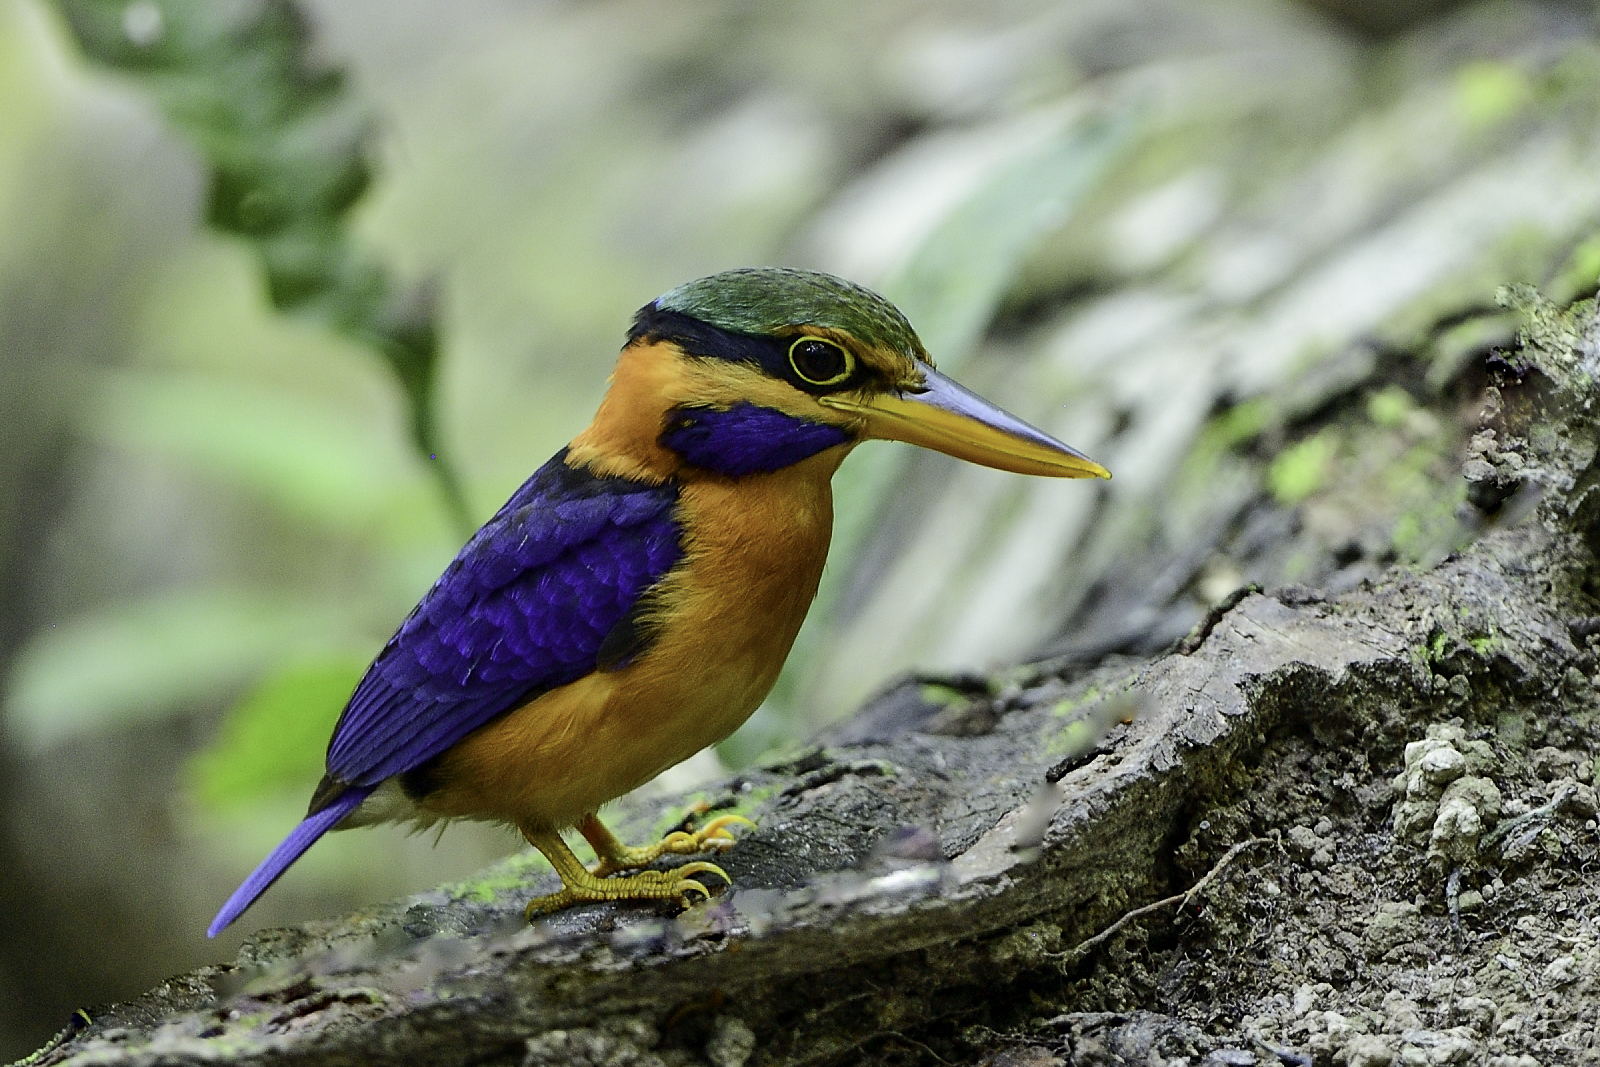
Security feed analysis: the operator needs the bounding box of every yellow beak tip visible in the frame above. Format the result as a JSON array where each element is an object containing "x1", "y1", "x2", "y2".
[
  {"x1": 1051, "y1": 457, "x2": 1111, "y2": 480},
  {"x1": 826, "y1": 370, "x2": 1112, "y2": 482}
]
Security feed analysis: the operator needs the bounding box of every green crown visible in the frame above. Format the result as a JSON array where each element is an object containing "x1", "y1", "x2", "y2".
[{"x1": 656, "y1": 268, "x2": 926, "y2": 362}]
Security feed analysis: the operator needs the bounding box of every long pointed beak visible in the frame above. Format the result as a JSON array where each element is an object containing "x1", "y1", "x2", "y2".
[{"x1": 819, "y1": 366, "x2": 1111, "y2": 479}]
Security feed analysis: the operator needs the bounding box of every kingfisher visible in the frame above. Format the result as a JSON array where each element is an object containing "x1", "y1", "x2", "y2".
[{"x1": 208, "y1": 267, "x2": 1109, "y2": 937}]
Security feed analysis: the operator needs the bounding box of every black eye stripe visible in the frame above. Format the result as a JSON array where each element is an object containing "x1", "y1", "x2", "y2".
[{"x1": 629, "y1": 305, "x2": 869, "y2": 394}]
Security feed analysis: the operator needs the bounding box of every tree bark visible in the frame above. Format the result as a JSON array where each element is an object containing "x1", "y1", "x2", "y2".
[{"x1": 28, "y1": 293, "x2": 1600, "y2": 1067}]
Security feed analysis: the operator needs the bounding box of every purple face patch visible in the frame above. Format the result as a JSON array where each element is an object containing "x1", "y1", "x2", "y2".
[{"x1": 660, "y1": 402, "x2": 851, "y2": 476}]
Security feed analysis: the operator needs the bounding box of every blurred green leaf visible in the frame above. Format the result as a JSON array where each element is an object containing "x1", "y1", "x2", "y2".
[
  {"x1": 52, "y1": 0, "x2": 471, "y2": 533},
  {"x1": 1366, "y1": 385, "x2": 1414, "y2": 428},
  {"x1": 187, "y1": 654, "x2": 367, "y2": 812},
  {"x1": 1267, "y1": 431, "x2": 1338, "y2": 505},
  {"x1": 1454, "y1": 60, "x2": 1533, "y2": 131},
  {"x1": 1552, "y1": 231, "x2": 1600, "y2": 301},
  {"x1": 4, "y1": 589, "x2": 348, "y2": 750},
  {"x1": 85, "y1": 368, "x2": 415, "y2": 530}
]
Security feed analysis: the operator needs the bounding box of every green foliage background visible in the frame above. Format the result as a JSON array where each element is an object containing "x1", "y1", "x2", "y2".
[
  {"x1": 3, "y1": 0, "x2": 1136, "y2": 817},
  {"x1": 2, "y1": 0, "x2": 1599, "y2": 1053}
]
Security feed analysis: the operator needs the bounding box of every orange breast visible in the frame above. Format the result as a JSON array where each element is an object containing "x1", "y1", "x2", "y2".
[{"x1": 418, "y1": 445, "x2": 850, "y2": 831}]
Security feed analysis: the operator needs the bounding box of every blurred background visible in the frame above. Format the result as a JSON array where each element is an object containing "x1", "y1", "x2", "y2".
[{"x1": 3, "y1": 0, "x2": 1599, "y2": 1055}]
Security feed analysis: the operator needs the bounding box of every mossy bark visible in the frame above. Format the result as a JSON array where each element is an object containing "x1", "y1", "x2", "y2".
[{"x1": 29, "y1": 294, "x2": 1600, "y2": 1067}]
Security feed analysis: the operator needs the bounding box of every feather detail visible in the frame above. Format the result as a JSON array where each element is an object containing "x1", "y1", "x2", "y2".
[
  {"x1": 207, "y1": 785, "x2": 372, "y2": 937},
  {"x1": 210, "y1": 449, "x2": 682, "y2": 932},
  {"x1": 659, "y1": 402, "x2": 849, "y2": 475},
  {"x1": 414, "y1": 446, "x2": 848, "y2": 831},
  {"x1": 321, "y1": 448, "x2": 682, "y2": 787}
]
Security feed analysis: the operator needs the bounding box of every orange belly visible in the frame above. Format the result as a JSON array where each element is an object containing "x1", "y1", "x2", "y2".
[{"x1": 417, "y1": 446, "x2": 848, "y2": 831}]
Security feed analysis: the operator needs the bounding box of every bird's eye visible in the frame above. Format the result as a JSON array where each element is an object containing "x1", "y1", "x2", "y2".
[{"x1": 788, "y1": 337, "x2": 854, "y2": 387}]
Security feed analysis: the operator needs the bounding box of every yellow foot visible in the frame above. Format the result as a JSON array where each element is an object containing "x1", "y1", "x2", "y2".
[
  {"x1": 518, "y1": 825, "x2": 741, "y2": 921},
  {"x1": 581, "y1": 812, "x2": 756, "y2": 877},
  {"x1": 522, "y1": 860, "x2": 732, "y2": 919}
]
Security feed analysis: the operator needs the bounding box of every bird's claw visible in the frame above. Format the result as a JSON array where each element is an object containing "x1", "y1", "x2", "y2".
[
  {"x1": 523, "y1": 861, "x2": 731, "y2": 919},
  {"x1": 659, "y1": 814, "x2": 756, "y2": 854},
  {"x1": 588, "y1": 814, "x2": 755, "y2": 877}
]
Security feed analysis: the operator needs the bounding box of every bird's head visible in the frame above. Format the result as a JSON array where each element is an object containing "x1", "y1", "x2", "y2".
[{"x1": 569, "y1": 267, "x2": 1110, "y2": 483}]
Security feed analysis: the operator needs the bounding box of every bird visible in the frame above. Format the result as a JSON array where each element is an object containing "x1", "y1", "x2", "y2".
[{"x1": 208, "y1": 267, "x2": 1109, "y2": 937}]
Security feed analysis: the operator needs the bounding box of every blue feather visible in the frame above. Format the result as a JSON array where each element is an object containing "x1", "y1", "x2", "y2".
[
  {"x1": 660, "y1": 402, "x2": 850, "y2": 475},
  {"x1": 206, "y1": 786, "x2": 372, "y2": 938},
  {"x1": 322, "y1": 450, "x2": 681, "y2": 787},
  {"x1": 207, "y1": 450, "x2": 681, "y2": 936}
]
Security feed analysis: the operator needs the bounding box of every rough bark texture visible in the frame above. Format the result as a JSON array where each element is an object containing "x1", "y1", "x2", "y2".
[
  {"x1": 24, "y1": 293, "x2": 1600, "y2": 1066},
  {"x1": 9, "y1": 4, "x2": 1600, "y2": 1056}
]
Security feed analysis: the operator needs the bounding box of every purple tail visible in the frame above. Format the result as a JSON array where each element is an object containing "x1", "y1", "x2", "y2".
[{"x1": 207, "y1": 786, "x2": 373, "y2": 938}]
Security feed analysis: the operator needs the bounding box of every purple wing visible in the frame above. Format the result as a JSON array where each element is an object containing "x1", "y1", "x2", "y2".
[
  {"x1": 322, "y1": 450, "x2": 681, "y2": 787},
  {"x1": 208, "y1": 449, "x2": 681, "y2": 936}
]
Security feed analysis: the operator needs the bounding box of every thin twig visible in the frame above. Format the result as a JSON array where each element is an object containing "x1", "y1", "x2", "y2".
[
  {"x1": 1481, "y1": 781, "x2": 1578, "y2": 856},
  {"x1": 1062, "y1": 838, "x2": 1272, "y2": 963},
  {"x1": 1445, "y1": 866, "x2": 1464, "y2": 950},
  {"x1": 883, "y1": 1033, "x2": 950, "y2": 1064}
]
